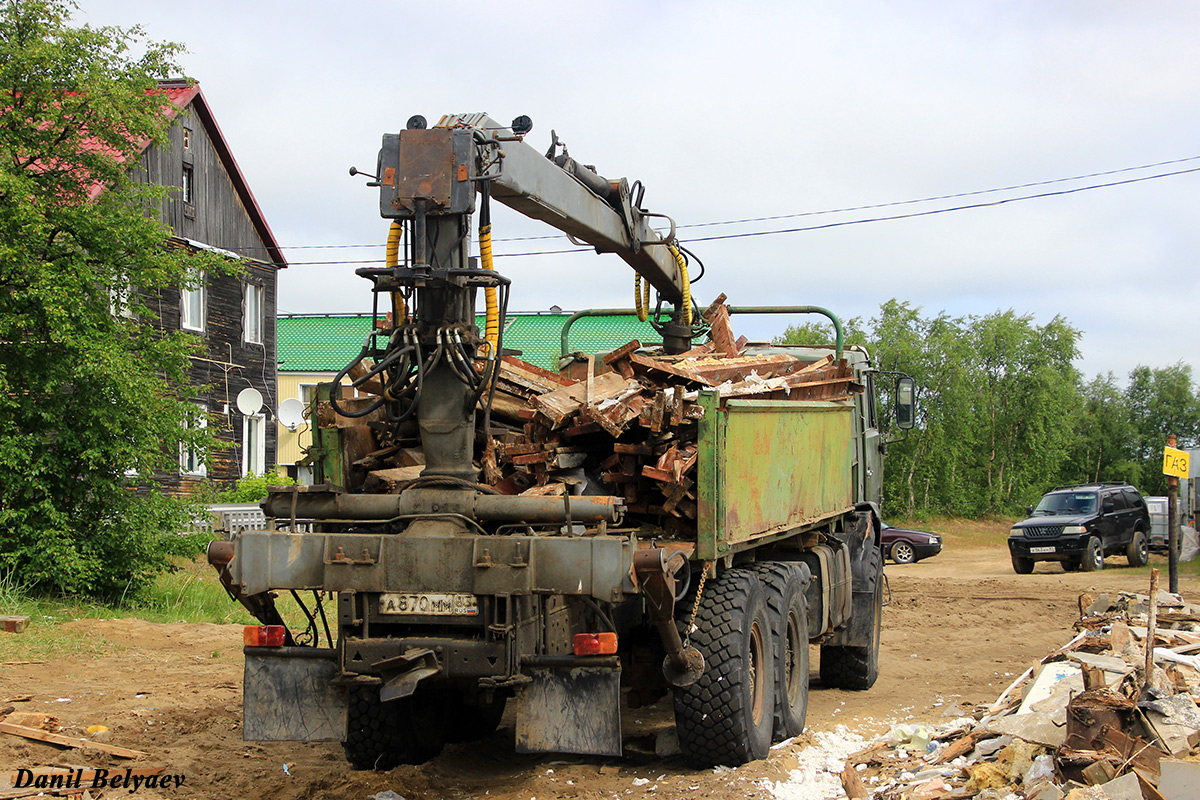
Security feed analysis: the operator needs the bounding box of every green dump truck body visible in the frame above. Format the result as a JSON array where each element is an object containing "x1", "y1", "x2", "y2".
[{"x1": 697, "y1": 393, "x2": 854, "y2": 561}]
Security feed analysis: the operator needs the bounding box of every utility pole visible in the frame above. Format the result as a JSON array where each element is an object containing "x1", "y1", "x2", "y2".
[{"x1": 1167, "y1": 434, "x2": 1181, "y2": 594}]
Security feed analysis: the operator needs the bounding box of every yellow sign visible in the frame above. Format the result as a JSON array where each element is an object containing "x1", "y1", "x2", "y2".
[{"x1": 1163, "y1": 446, "x2": 1190, "y2": 479}]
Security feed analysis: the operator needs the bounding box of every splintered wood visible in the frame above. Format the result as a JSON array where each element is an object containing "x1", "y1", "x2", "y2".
[
  {"x1": 479, "y1": 305, "x2": 860, "y2": 538},
  {"x1": 312, "y1": 301, "x2": 860, "y2": 538}
]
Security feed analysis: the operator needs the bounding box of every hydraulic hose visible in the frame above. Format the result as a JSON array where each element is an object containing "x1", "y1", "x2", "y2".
[
  {"x1": 479, "y1": 185, "x2": 500, "y2": 356},
  {"x1": 667, "y1": 244, "x2": 692, "y2": 326},
  {"x1": 385, "y1": 220, "x2": 407, "y2": 321},
  {"x1": 634, "y1": 274, "x2": 650, "y2": 322}
]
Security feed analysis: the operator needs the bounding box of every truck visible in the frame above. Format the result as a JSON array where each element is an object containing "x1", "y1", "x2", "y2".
[{"x1": 207, "y1": 113, "x2": 915, "y2": 769}]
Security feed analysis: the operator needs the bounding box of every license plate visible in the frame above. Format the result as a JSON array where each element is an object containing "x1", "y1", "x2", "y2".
[
  {"x1": 1029, "y1": 546, "x2": 1056, "y2": 554},
  {"x1": 378, "y1": 593, "x2": 479, "y2": 616}
]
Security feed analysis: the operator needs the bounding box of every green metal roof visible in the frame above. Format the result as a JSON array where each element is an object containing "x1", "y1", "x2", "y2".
[{"x1": 278, "y1": 313, "x2": 662, "y2": 373}]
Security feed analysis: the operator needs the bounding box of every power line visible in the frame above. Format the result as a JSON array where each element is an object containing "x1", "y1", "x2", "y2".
[
  {"x1": 277, "y1": 163, "x2": 1200, "y2": 266},
  {"x1": 683, "y1": 165, "x2": 1200, "y2": 243},
  {"x1": 274, "y1": 153, "x2": 1200, "y2": 252}
]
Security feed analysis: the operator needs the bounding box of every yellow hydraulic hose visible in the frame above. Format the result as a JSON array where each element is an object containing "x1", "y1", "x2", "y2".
[
  {"x1": 479, "y1": 223, "x2": 500, "y2": 356},
  {"x1": 667, "y1": 244, "x2": 692, "y2": 326},
  {"x1": 634, "y1": 273, "x2": 650, "y2": 322},
  {"x1": 385, "y1": 221, "x2": 407, "y2": 321}
]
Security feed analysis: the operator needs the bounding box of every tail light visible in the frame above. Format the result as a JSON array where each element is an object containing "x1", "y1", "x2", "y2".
[
  {"x1": 244, "y1": 625, "x2": 286, "y2": 647},
  {"x1": 573, "y1": 632, "x2": 618, "y2": 656}
]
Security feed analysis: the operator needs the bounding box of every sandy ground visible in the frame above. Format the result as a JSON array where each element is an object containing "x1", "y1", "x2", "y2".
[{"x1": 1, "y1": 544, "x2": 1195, "y2": 800}]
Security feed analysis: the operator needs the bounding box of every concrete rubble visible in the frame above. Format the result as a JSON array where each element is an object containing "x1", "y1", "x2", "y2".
[{"x1": 841, "y1": 583, "x2": 1200, "y2": 800}]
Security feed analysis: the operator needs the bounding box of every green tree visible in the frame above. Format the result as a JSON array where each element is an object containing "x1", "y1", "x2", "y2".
[
  {"x1": 1125, "y1": 363, "x2": 1200, "y2": 495},
  {"x1": 0, "y1": 0, "x2": 225, "y2": 598},
  {"x1": 1061, "y1": 373, "x2": 1138, "y2": 486}
]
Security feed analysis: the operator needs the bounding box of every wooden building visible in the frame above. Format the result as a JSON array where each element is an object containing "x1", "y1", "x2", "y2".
[{"x1": 131, "y1": 80, "x2": 288, "y2": 493}]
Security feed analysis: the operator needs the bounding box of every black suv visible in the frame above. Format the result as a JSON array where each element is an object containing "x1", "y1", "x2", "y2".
[{"x1": 1008, "y1": 483, "x2": 1151, "y2": 573}]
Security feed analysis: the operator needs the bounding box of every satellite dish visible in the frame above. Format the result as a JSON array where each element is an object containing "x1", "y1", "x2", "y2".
[
  {"x1": 278, "y1": 398, "x2": 306, "y2": 432},
  {"x1": 236, "y1": 387, "x2": 264, "y2": 416}
]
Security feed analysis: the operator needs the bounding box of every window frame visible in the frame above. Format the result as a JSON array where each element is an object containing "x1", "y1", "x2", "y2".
[
  {"x1": 180, "y1": 268, "x2": 206, "y2": 332},
  {"x1": 243, "y1": 282, "x2": 264, "y2": 344},
  {"x1": 242, "y1": 413, "x2": 267, "y2": 477},
  {"x1": 179, "y1": 404, "x2": 208, "y2": 477}
]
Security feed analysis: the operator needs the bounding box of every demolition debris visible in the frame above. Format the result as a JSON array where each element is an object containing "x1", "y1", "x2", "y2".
[{"x1": 828, "y1": 572, "x2": 1200, "y2": 800}]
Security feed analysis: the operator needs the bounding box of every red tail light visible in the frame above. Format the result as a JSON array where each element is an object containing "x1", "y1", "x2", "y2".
[
  {"x1": 243, "y1": 625, "x2": 286, "y2": 647},
  {"x1": 573, "y1": 632, "x2": 618, "y2": 656}
]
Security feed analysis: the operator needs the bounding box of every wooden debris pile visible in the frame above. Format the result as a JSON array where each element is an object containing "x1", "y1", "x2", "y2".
[
  {"x1": 310, "y1": 299, "x2": 861, "y2": 539},
  {"x1": 482, "y1": 329, "x2": 859, "y2": 537},
  {"x1": 840, "y1": 579, "x2": 1200, "y2": 800}
]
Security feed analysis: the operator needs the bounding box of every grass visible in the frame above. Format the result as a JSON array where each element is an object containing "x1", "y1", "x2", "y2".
[
  {"x1": 890, "y1": 514, "x2": 1018, "y2": 548},
  {"x1": 0, "y1": 555, "x2": 279, "y2": 661}
]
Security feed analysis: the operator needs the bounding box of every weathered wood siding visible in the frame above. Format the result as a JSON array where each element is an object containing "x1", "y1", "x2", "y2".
[{"x1": 131, "y1": 103, "x2": 281, "y2": 495}]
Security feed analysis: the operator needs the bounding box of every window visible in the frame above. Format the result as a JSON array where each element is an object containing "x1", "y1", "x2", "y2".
[
  {"x1": 181, "y1": 163, "x2": 193, "y2": 203},
  {"x1": 181, "y1": 268, "x2": 205, "y2": 331},
  {"x1": 182, "y1": 126, "x2": 192, "y2": 150},
  {"x1": 109, "y1": 281, "x2": 133, "y2": 319},
  {"x1": 242, "y1": 414, "x2": 266, "y2": 476},
  {"x1": 179, "y1": 405, "x2": 208, "y2": 476},
  {"x1": 243, "y1": 283, "x2": 264, "y2": 344},
  {"x1": 299, "y1": 384, "x2": 318, "y2": 410}
]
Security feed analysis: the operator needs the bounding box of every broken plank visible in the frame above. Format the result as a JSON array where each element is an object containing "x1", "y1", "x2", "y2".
[
  {"x1": 641, "y1": 466, "x2": 675, "y2": 483},
  {"x1": 0, "y1": 722, "x2": 146, "y2": 759},
  {"x1": 840, "y1": 763, "x2": 869, "y2": 800},
  {"x1": 701, "y1": 295, "x2": 739, "y2": 357},
  {"x1": 510, "y1": 451, "x2": 552, "y2": 466},
  {"x1": 501, "y1": 355, "x2": 576, "y2": 387}
]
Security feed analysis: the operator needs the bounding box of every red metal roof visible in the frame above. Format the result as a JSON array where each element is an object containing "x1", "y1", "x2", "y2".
[
  {"x1": 76, "y1": 80, "x2": 286, "y2": 269},
  {"x1": 155, "y1": 81, "x2": 287, "y2": 269}
]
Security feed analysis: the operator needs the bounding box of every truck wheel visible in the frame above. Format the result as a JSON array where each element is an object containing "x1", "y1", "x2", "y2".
[
  {"x1": 343, "y1": 686, "x2": 448, "y2": 770},
  {"x1": 1082, "y1": 536, "x2": 1104, "y2": 572},
  {"x1": 749, "y1": 562, "x2": 810, "y2": 741},
  {"x1": 1011, "y1": 554, "x2": 1034, "y2": 574},
  {"x1": 673, "y1": 568, "x2": 774, "y2": 767},
  {"x1": 819, "y1": 545, "x2": 882, "y2": 691},
  {"x1": 447, "y1": 691, "x2": 507, "y2": 743},
  {"x1": 1126, "y1": 530, "x2": 1149, "y2": 568}
]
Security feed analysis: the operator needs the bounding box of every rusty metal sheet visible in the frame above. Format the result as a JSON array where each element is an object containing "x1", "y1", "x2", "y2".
[
  {"x1": 515, "y1": 666, "x2": 622, "y2": 757},
  {"x1": 243, "y1": 649, "x2": 345, "y2": 742},
  {"x1": 697, "y1": 393, "x2": 854, "y2": 560},
  {"x1": 232, "y1": 529, "x2": 637, "y2": 602}
]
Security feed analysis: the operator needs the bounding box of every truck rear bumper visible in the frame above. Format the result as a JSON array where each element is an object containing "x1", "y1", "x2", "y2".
[{"x1": 229, "y1": 529, "x2": 637, "y2": 602}]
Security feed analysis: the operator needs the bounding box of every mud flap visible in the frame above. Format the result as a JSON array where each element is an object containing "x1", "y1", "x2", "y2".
[
  {"x1": 515, "y1": 665, "x2": 622, "y2": 757},
  {"x1": 244, "y1": 647, "x2": 347, "y2": 742}
]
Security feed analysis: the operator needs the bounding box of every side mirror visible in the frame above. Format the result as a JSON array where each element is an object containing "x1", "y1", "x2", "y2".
[
  {"x1": 1026, "y1": 506, "x2": 1034, "y2": 516},
  {"x1": 1103, "y1": 500, "x2": 1114, "y2": 513},
  {"x1": 894, "y1": 376, "x2": 916, "y2": 430}
]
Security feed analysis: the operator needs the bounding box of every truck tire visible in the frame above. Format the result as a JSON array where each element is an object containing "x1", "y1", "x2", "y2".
[
  {"x1": 819, "y1": 545, "x2": 882, "y2": 691},
  {"x1": 673, "y1": 568, "x2": 774, "y2": 767},
  {"x1": 1011, "y1": 554, "x2": 1034, "y2": 574},
  {"x1": 749, "y1": 562, "x2": 810, "y2": 741},
  {"x1": 343, "y1": 686, "x2": 448, "y2": 770},
  {"x1": 1081, "y1": 536, "x2": 1104, "y2": 572},
  {"x1": 1126, "y1": 530, "x2": 1149, "y2": 568}
]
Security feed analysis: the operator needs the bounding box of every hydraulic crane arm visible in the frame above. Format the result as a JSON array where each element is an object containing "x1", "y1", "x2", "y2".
[{"x1": 375, "y1": 113, "x2": 690, "y2": 317}]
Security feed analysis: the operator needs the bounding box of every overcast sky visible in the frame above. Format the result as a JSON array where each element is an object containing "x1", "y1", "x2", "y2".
[{"x1": 80, "y1": 1, "x2": 1200, "y2": 382}]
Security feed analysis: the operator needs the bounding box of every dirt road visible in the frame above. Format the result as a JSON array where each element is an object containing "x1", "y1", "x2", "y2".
[{"x1": 2, "y1": 544, "x2": 1194, "y2": 800}]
